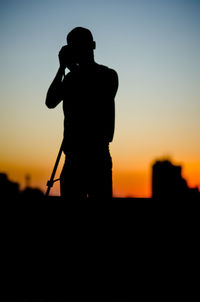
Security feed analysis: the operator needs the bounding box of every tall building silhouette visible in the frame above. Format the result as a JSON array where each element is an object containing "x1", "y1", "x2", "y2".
[
  {"x1": 152, "y1": 160, "x2": 200, "y2": 200},
  {"x1": 0, "y1": 173, "x2": 20, "y2": 198}
]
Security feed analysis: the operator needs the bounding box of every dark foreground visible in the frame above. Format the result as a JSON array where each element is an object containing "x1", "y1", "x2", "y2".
[{"x1": 2, "y1": 198, "x2": 199, "y2": 301}]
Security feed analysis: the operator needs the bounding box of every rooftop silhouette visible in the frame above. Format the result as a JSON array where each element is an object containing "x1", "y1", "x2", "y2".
[
  {"x1": 0, "y1": 172, "x2": 44, "y2": 199},
  {"x1": 152, "y1": 159, "x2": 200, "y2": 200},
  {"x1": 0, "y1": 173, "x2": 20, "y2": 198}
]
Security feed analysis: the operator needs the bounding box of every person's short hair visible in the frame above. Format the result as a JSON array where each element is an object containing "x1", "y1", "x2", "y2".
[{"x1": 67, "y1": 27, "x2": 94, "y2": 47}]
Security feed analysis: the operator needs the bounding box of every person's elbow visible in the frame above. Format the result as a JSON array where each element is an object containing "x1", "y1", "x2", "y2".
[
  {"x1": 45, "y1": 93, "x2": 58, "y2": 109},
  {"x1": 45, "y1": 99, "x2": 55, "y2": 109}
]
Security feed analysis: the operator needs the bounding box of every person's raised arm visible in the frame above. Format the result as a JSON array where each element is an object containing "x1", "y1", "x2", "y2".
[
  {"x1": 45, "y1": 46, "x2": 76, "y2": 109},
  {"x1": 45, "y1": 66, "x2": 65, "y2": 109}
]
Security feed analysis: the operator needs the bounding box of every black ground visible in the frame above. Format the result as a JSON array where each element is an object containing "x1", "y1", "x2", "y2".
[{"x1": 2, "y1": 198, "x2": 199, "y2": 301}]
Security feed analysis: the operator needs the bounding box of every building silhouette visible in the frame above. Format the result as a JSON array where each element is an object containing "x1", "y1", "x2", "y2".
[
  {"x1": 0, "y1": 172, "x2": 43, "y2": 199},
  {"x1": 0, "y1": 173, "x2": 20, "y2": 198},
  {"x1": 152, "y1": 160, "x2": 200, "y2": 200},
  {"x1": 21, "y1": 186, "x2": 44, "y2": 198}
]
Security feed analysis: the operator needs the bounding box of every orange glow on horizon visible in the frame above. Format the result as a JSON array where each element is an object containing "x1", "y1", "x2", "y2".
[
  {"x1": 182, "y1": 161, "x2": 200, "y2": 191},
  {"x1": 0, "y1": 158, "x2": 199, "y2": 197},
  {"x1": 113, "y1": 169, "x2": 151, "y2": 198}
]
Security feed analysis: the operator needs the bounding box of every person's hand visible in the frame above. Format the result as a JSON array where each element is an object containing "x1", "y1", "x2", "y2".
[{"x1": 59, "y1": 45, "x2": 76, "y2": 71}]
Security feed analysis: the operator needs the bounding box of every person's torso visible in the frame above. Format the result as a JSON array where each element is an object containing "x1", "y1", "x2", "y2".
[{"x1": 62, "y1": 63, "x2": 112, "y2": 152}]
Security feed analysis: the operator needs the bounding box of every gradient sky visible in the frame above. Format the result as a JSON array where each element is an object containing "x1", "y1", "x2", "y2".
[{"x1": 0, "y1": 0, "x2": 200, "y2": 197}]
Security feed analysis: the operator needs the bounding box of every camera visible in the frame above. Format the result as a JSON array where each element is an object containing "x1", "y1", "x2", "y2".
[{"x1": 59, "y1": 45, "x2": 77, "y2": 69}]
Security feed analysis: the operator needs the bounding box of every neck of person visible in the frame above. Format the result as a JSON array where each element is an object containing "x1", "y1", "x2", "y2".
[{"x1": 78, "y1": 55, "x2": 95, "y2": 69}]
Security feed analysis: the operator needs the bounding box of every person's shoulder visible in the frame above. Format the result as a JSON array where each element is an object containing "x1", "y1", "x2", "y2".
[
  {"x1": 96, "y1": 63, "x2": 117, "y2": 73},
  {"x1": 96, "y1": 63, "x2": 118, "y2": 78}
]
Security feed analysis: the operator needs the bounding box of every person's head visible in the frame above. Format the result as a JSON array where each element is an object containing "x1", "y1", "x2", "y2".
[{"x1": 66, "y1": 27, "x2": 96, "y2": 64}]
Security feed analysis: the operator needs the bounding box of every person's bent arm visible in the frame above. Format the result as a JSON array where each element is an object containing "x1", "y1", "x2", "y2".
[
  {"x1": 46, "y1": 46, "x2": 75, "y2": 109},
  {"x1": 45, "y1": 67, "x2": 65, "y2": 109}
]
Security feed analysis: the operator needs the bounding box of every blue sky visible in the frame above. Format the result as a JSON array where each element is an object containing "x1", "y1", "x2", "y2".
[{"x1": 0, "y1": 0, "x2": 200, "y2": 195}]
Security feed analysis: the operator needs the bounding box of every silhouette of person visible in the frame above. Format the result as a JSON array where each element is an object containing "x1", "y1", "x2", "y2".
[{"x1": 46, "y1": 27, "x2": 118, "y2": 200}]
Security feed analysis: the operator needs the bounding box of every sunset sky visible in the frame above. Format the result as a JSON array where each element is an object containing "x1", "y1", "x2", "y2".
[{"x1": 0, "y1": 0, "x2": 200, "y2": 197}]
